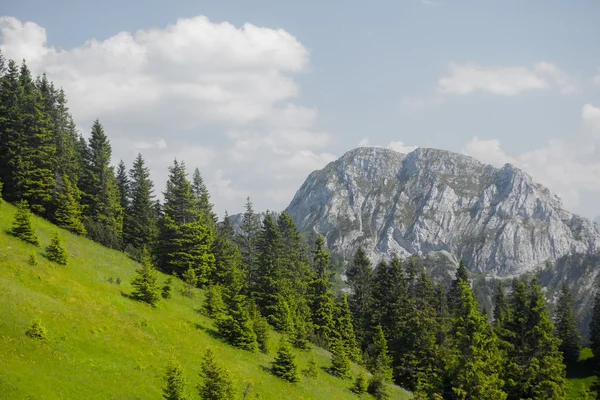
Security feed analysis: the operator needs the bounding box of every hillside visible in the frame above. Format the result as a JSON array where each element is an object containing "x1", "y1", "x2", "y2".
[{"x1": 0, "y1": 201, "x2": 411, "y2": 400}]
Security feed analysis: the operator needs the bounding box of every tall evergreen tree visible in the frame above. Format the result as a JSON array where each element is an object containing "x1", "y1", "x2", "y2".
[
  {"x1": 157, "y1": 160, "x2": 214, "y2": 282},
  {"x1": 309, "y1": 234, "x2": 336, "y2": 344},
  {"x1": 236, "y1": 197, "x2": 260, "y2": 288},
  {"x1": 590, "y1": 286, "x2": 600, "y2": 360},
  {"x1": 448, "y1": 260, "x2": 469, "y2": 312},
  {"x1": 130, "y1": 248, "x2": 162, "y2": 307},
  {"x1": 191, "y1": 167, "x2": 217, "y2": 226},
  {"x1": 346, "y1": 247, "x2": 373, "y2": 348},
  {"x1": 329, "y1": 337, "x2": 351, "y2": 379},
  {"x1": 554, "y1": 283, "x2": 582, "y2": 366},
  {"x1": 449, "y1": 280, "x2": 506, "y2": 400},
  {"x1": 367, "y1": 325, "x2": 393, "y2": 382},
  {"x1": 115, "y1": 160, "x2": 130, "y2": 213},
  {"x1": 52, "y1": 174, "x2": 86, "y2": 235},
  {"x1": 124, "y1": 154, "x2": 157, "y2": 250},
  {"x1": 197, "y1": 349, "x2": 236, "y2": 400},
  {"x1": 335, "y1": 293, "x2": 362, "y2": 363},
  {"x1": 0, "y1": 60, "x2": 21, "y2": 202}
]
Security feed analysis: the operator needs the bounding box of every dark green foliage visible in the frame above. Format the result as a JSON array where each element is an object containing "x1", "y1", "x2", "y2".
[
  {"x1": 335, "y1": 293, "x2": 361, "y2": 363},
  {"x1": 157, "y1": 160, "x2": 214, "y2": 282},
  {"x1": 203, "y1": 285, "x2": 225, "y2": 318},
  {"x1": 182, "y1": 267, "x2": 198, "y2": 297},
  {"x1": 10, "y1": 200, "x2": 40, "y2": 246},
  {"x1": 162, "y1": 359, "x2": 189, "y2": 400},
  {"x1": 0, "y1": 180, "x2": 3, "y2": 203},
  {"x1": 197, "y1": 349, "x2": 236, "y2": 400},
  {"x1": 211, "y1": 212, "x2": 244, "y2": 288},
  {"x1": 236, "y1": 197, "x2": 260, "y2": 286},
  {"x1": 115, "y1": 160, "x2": 130, "y2": 213},
  {"x1": 28, "y1": 252, "x2": 38, "y2": 266},
  {"x1": 346, "y1": 247, "x2": 373, "y2": 347},
  {"x1": 251, "y1": 308, "x2": 271, "y2": 354},
  {"x1": 448, "y1": 260, "x2": 469, "y2": 312},
  {"x1": 45, "y1": 232, "x2": 69, "y2": 265},
  {"x1": 554, "y1": 283, "x2": 582, "y2": 366},
  {"x1": 130, "y1": 248, "x2": 162, "y2": 307},
  {"x1": 124, "y1": 154, "x2": 157, "y2": 251},
  {"x1": 268, "y1": 294, "x2": 295, "y2": 335},
  {"x1": 351, "y1": 371, "x2": 368, "y2": 395},
  {"x1": 161, "y1": 278, "x2": 173, "y2": 299},
  {"x1": 329, "y1": 337, "x2": 351, "y2": 379},
  {"x1": 303, "y1": 355, "x2": 319, "y2": 378},
  {"x1": 25, "y1": 318, "x2": 47, "y2": 340},
  {"x1": 367, "y1": 374, "x2": 391, "y2": 400},
  {"x1": 0, "y1": 60, "x2": 21, "y2": 203},
  {"x1": 191, "y1": 168, "x2": 217, "y2": 227},
  {"x1": 590, "y1": 287, "x2": 600, "y2": 359},
  {"x1": 215, "y1": 297, "x2": 258, "y2": 352},
  {"x1": 271, "y1": 337, "x2": 300, "y2": 383},
  {"x1": 309, "y1": 234, "x2": 336, "y2": 344},
  {"x1": 448, "y1": 280, "x2": 506, "y2": 400},
  {"x1": 52, "y1": 174, "x2": 86, "y2": 235}
]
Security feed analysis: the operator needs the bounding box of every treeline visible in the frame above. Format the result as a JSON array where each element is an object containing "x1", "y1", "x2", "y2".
[{"x1": 1, "y1": 52, "x2": 598, "y2": 400}]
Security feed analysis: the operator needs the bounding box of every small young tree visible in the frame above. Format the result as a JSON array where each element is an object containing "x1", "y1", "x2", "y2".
[
  {"x1": 162, "y1": 277, "x2": 174, "y2": 299},
  {"x1": 368, "y1": 374, "x2": 391, "y2": 400},
  {"x1": 163, "y1": 359, "x2": 189, "y2": 400},
  {"x1": 271, "y1": 337, "x2": 300, "y2": 383},
  {"x1": 182, "y1": 267, "x2": 198, "y2": 298},
  {"x1": 197, "y1": 349, "x2": 236, "y2": 400},
  {"x1": 10, "y1": 200, "x2": 40, "y2": 246},
  {"x1": 45, "y1": 232, "x2": 69, "y2": 265},
  {"x1": 303, "y1": 355, "x2": 319, "y2": 378},
  {"x1": 25, "y1": 318, "x2": 47, "y2": 340},
  {"x1": 131, "y1": 248, "x2": 162, "y2": 307},
  {"x1": 252, "y1": 311, "x2": 271, "y2": 354},
  {"x1": 351, "y1": 371, "x2": 369, "y2": 395},
  {"x1": 330, "y1": 337, "x2": 351, "y2": 379},
  {"x1": 203, "y1": 285, "x2": 226, "y2": 318},
  {"x1": 28, "y1": 252, "x2": 38, "y2": 266}
]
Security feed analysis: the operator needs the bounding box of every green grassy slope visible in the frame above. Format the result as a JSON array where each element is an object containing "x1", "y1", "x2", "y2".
[
  {"x1": 0, "y1": 202, "x2": 411, "y2": 400},
  {"x1": 567, "y1": 348, "x2": 597, "y2": 399}
]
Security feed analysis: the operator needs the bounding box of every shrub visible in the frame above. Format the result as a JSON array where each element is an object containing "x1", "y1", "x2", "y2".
[
  {"x1": 302, "y1": 355, "x2": 319, "y2": 378},
  {"x1": 25, "y1": 318, "x2": 47, "y2": 340},
  {"x1": 45, "y1": 232, "x2": 69, "y2": 265},
  {"x1": 28, "y1": 252, "x2": 38, "y2": 266},
  {"x1": 10, "y1": 201, "x2": 40, "y2": 246}
]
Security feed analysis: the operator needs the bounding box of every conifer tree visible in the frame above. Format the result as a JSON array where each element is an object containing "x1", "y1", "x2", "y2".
[
  {"x1": 52, "y1": 174, "x2": 86, "y2": 235},
  {"x1": 346, "y1": 247, "x2": 373, "y2": 347},
  {"x1": 271, "y1": 337, "x2": 300, "y2": 382},
  {"x1": 330, "y1": 337, "x2": 351, "y2": 379},
  {"x1": 157, "y1": 160, "x2": 214, "y2": 282},
  {"x1": 367, "y1": 325, "x2": 393, "y2": 382},
  {"x1": 336, "y1": 293, "x2": 362, "y2": 363},
  {"x1": 131, "y1": 248, "x2": 162, "y2": 307},
  {"x1": 216, "y1": 295, "x2": 258, "y2": 352},
  {"x1": 590, "y1": 287, "x2": 600, "y2": 359},
  {"x1": 0, "y1": 60, "x2": 22, "y2": 202},
  {"x1": 10, "y1": 200, "x2": 40, "y2": 246},
  {"x1": 115, "y1": 160, "x2": 130, "y2": 213},
  {"x1": 351, "y1": 371, "x2": 368, "y2": 395},
  {"x1": 554, "y1": 283, "x2": 582, "y2": 366},
  {"x1": 309, "y1": 234, "x2": 336, "y2": 344},
  {"x1": 448, "y1": 260, "x2": 469, "y2": 312},
  {"x1": 197, "y1": 349, "x2": 236, "y2": 400},
  {"x1": 236, "y1": 197, "x2": 260, "y2": 286},
  {"x1": 48, "y1": 86, "x2": 80, "y2": 186},
  {"x1": 203, "y1": 285, "x2": 225, "y2": 318},
  {"x1": 250, "y1": 304, "x2": 270, "y2": 354},
  {"x1": 182, "y1": 267, "x2": 198, "y2": 297},
  {"x1": 124, "y1": 154, "x2": 157, "y2": 250},
  {"x1": 45, "y1": 232, "x2": 69, "y2": 265},
  {"x1": 303, "y1": 355, "x2": 319, "y2": 378},
  {"x1": 191, "y1": 168, "x2": 217, "y2": 226},
  {"x1": 212, "y1": 212, "x2": 244, "y2": 287},
  {"x1": 161, "y1": 277, "x2": 173, "y2": 299},
  {"x1": 449, "y1": 280, "x2": 506, "y2": 400},
  {"x1": 162, "y1": 359, "x2": 189, "y2": 400}
]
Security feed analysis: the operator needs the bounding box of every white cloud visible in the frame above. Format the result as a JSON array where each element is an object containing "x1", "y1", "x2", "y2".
[
  {"x1": 0, "y1": 15, "x2": 332, "y2": 215},
  {"x1": 462, "y1": 104, "x2": 600, "y2": 216},
  {"x1": 387, "y1": 141, "x2": 418, "y2": 154}
]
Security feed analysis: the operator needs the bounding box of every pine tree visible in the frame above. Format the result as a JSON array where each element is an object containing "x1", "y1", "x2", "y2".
[
  {"x1": 191, "y1": 167, "x2": 217, "y2": 226},
  {"x1": 52, "y1": 174, "x2": 86, "y2": 235},
  {"x1": 124, "y1": 154, "x2": 157, "y2": 250},
  {"x1": 115, "y1": 160, "x2": 130, "y2": 212},
  {"x1": 448, "y1": 260, "x2": 469, "y2": 312},
  {"x1": 250, "y1": 305, "x2": 270, "y2": 354},
  {"x1": 10, "y1": 200, "x2": 40, "y2": 246},
  {"x1": 203, "y1": 285, "x2": 226, "y2": 318},
  {"x1": 236, "y1": 197, "x2": 260, "y2": 287},
  {"x1": 330, "y1": 337, "x2": 351, "y2": 379},
  {"x1": 367, "y1": 325, "x2": 393, "y2": 382},
  {"x1": 351, "y1": 371, "x2": 368, "y2": 394},
  {"x1": 157, "y1": 160, "x2": 214, "y2": 282},
  {"x1": 303, "y1": 355, "x2": 319, "y2": 378},
  {"x1": 449, "y1": 280, "x2": 506, "y2": 400},
  {"x1": 212, "y1": 212, "x2": 244, "y2": 287},
  {"x1": 309, "y1": 234, "x2": 336, "y2": 344},
  {"x1": 554, "y1": 283, "x2": 582, "y2": 366},
  {"x1": 162, "y1": 277, "x2": 173, "y2": 299},
  {"x1": 591, "y1": 287, "x2": 600, "y2": 359},
  {"x1": 162, "y1": 359, "x2": 189, "y2": 400},
  {"x1": 346, "y1": 247, "x2": 373, "y2": 348},
  {"x1": 336, "y1": 293, "x2": 362, "y2": 363},
  {"x1": 197, "y1": 349, "x2": 236, "y2": 400},
  {"x1": 271, "y1": 337, "x2": 300, "y2": 382},
  {"x1": 130, "y1": 248, "x2": 162, "y2": 307},
  {"x1": 45, "y1": 232, "x2": 69, "y2": 265},
  {"x1": 0, "y1": 60, "x2": 22, "y2": 203}
]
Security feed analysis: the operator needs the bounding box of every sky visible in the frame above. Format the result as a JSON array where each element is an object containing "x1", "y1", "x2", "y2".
[{"x1": 2, "y1": 0, "x2": 600, "y2": 218}]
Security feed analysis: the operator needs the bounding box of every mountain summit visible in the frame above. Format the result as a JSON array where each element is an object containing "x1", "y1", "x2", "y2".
[{"x1": 286, "y1": 146, "x2": 600, "y2": 278}]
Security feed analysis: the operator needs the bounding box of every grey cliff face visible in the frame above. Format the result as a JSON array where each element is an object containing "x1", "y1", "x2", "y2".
[{"x1": 285, "y1": 147, "x2": 600, "y2": 278}]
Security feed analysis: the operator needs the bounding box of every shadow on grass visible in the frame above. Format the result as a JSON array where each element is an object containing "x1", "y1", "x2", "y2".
[
  {"x1": 194, "y1": 320, "x2": 220, "y2": 340},
  {"x1": 120, "y1": 290, "x2": 136, "y2": 301},
  {"x1": 567, "y1": 357, "x2": 596, "y2": 379}
]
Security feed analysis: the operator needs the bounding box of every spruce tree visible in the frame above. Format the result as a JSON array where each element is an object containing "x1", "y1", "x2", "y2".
[
  {"x1": 163, "y1": 359, "x2": 189, "y2": 400},
  {"x1": 236, "y1": 197, "x2": 260, "y2": 287},
  {"x1": 191, "y1": 168, "x2": 217, "y2": 226},
  {"x1": 0, "y1": 60, "x2": 22, "y2": 202},
  {"x1": 590, "y1": 287, "x2": 600, "y2": 359},
  {"x1": 303, "y1": 355, "x2": 319, "y2": 378},
  {"x1": 45, "y1": 232, "x2": 69, "y2": 265},
  {"x1": 329, "y1": 337, "x2": 351, "y2": 379},
  {"x1": 124, "y1": 154, "x2": 157, "y2": 250},
  {"x1": 130, "y1": 248, "x2": 162, "y2": 307},
  {"x1": 52, "y1": 174, "x2": 86, "y2": 235},
  {"x1": 367, "y1": 325, "x2": 393, "y2": 382},
  {"x1": 449, "y1": 280, "x2": 506, "y2": 400},
  {"x1": 203, "y1": 285, "x2": 226, "y2": 318},
  {"x1": 309, "y1": 234, "x2": 336, "y2": 344},
  {"x1": 448, "y1": 260, "x2": 469, "y2": 312},
  {"x1": 115, "y1": 160, "x2": 130, "y2": 213},
  {"x1": 10, "y1": 200, "x2": 40, "y2": 246},
  {"x1": 351, "y1": 371, "x2": 368, "y2": 394},
  {"x1": 157, "y1": 160, "x2": 214, "y2": 282},
  {"x1": 161, "y1": 277, "x2": 173, "y2": 299},
  {"x1": 182, "y1": 267, "x2": 198, "y2": 297},
  {"x1": 554, "y1": 283, "x2": 582, "y2": 366},
  {"x1": 336, "y1": 293, "x2": 362, "y2": 363},
  {"x1": 271, "y1": 337, "x2": 300, "y2": 382},
  {"x1": 250, "y1": 305, "x2": 270, "y2": 354},
  {"x1": 197, "y1": 349, "x2": 236, "y2": 400},
  {"x1": 346, "y1": 247, "x2": 373, "y2": 347}
]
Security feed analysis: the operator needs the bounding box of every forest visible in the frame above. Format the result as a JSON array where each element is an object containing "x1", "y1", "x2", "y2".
[{"x1": 0, "y1": 50, "x2": 599, "y2": 400}]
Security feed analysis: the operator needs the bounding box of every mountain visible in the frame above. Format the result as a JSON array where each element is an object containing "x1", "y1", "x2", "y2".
[{"x1": 286, "y1": 147, "x2": 600, "y2": 279}]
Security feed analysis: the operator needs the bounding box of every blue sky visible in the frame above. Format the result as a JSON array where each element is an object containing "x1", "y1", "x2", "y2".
[{"x1": 2, "y1": 1, "x2": 600, "y2": 217}]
